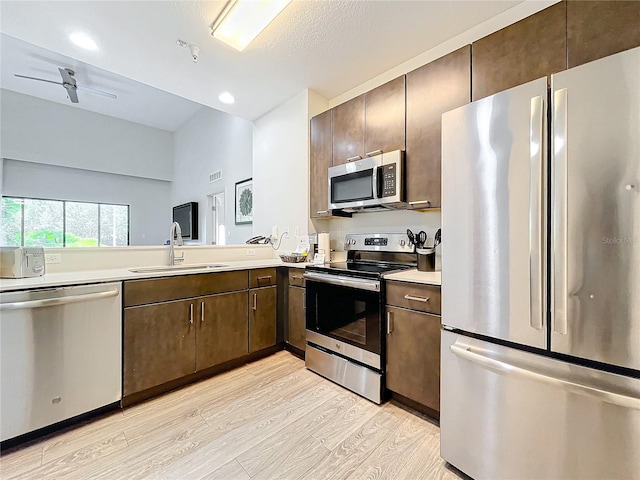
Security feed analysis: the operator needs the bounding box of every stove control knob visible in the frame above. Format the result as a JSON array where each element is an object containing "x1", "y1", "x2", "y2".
[{"x1": 399, "y1": 239, "x2": 406, "y2": 247}]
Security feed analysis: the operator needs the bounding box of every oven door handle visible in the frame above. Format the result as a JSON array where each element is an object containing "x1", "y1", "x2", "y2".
[{"x1": 303, "y1": 272, "x2": 380, "y2": 292}]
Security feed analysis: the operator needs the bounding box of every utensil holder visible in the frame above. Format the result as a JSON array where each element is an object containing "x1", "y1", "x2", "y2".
[{"x1": 416, "y1": 247, "x2": 436, "y2": 272}]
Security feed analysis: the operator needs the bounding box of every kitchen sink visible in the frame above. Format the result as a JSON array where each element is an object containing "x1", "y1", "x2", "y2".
[{"x1": 129, "y1": 264, "x2": 228, "y2": 273}]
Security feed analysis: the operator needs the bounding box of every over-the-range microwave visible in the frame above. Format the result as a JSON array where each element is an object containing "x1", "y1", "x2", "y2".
[{"x1": 328, "y1": 150, "x2": 405, "y2": 211}]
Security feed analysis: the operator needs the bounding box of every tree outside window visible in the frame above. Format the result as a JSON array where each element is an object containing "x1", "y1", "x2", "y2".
[{"x1": 0, "y1": 197, "x2": 129, "y2": 247}]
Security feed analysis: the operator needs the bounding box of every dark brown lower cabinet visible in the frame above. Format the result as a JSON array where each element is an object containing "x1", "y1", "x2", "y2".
[
  {"x1": 249, "y1": 286, "x2": 277, "y2": 353},
  {"x1": 386, "y1": 305, "x2": 441, "y2": 413},
  {"x1": 287, "y1": 285, "x2": 306, "y2": 352},
  {"x1": 124, "y1": 299, "x2": 196, "y2": 396},
  {"x1": 196, "y1": 291, "x2": 249, "y2": 371}
]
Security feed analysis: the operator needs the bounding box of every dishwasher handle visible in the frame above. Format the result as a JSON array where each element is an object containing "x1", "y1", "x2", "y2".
[{"x1": 0, "y1": 289, "x2": 120, "y2": 311}]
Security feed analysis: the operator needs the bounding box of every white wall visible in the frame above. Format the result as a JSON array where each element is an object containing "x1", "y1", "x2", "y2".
[
  {"x1": 2, "y1": 159, "x2": 171, "y2": 245},
  {"x1": 0, "y1": 89, "x2": 174, "y2": 181},
  {"x1": 253, "y1": 89, "x2": 329, "y2": 253},
  {"x1": 172, "y1": 106, "x2": 253, "y2": 245}
]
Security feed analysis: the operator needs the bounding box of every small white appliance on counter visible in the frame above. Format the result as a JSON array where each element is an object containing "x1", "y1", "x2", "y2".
[{"x1": 0, "y1": 246, "x2": 45, "y2": 278}]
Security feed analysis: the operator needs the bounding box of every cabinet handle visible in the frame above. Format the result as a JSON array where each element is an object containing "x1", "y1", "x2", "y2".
[
  {"x1": 366, "y1": 149, "x2": 383, "y2": 157},
  {"x1": 404, "y1": 294, "x2": 430, "y2": 303},
  {"x1": 253, "y1": 293, "x2": 257, "y2": 311},
  {"x1": 257, "y1": 275, "x2": 272, "y2": 283},
  {"x1": 189, "y1": 303, "x2": 194, "y2": 324},
  {"x1": 316, "y1": 210, "x2": 329, "y2": 214},
  {"x1": 200, "y1": 301, "x2": 205, "y2": 323},
  {"x1": 291, "y1": 275, "x2": 303, "y2": 280},
  {"x1": 303, "y1": 292, "x2": 306, "y2": 311},
  {"x1": 387, "y1": 311, "x2": 394, "y2": 334},
  {"x1": 346, "y1": 155, "x2": 362, "y2": 162},
  {"x1": 409, "y1": 200, "x2": 431, "y2": 206}
]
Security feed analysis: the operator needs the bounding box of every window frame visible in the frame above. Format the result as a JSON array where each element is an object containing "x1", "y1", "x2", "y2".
[{"x1": 1, "y1": 195, "x2": 131, "y2": 248}]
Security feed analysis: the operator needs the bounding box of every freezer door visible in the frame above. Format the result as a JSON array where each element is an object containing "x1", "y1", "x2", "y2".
[
  {"x1": 440, "y1": 330, "x2": 640, "y2": 480},
  {"x1": 551, "y1": 46, "x2": 640, "y2": 370},
  {"x1": 442, "y1": 77, "x2": 547, "y2": 349}
]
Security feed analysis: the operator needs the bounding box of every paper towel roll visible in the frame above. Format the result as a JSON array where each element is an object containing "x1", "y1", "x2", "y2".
[{"x1": 318, "y1": 232, "x2": 330, "y2": 263}]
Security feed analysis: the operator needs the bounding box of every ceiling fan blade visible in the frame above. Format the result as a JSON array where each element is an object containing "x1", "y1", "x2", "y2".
[
  {"x1": 63, "y1": 84, "x2": 79, "y2": 103},
  {"x1": 76, "y1": 85, "x2": 118, "y2": 100},
  {"x1": 58, "y1": 67, "x2": 77, "y2": 87},
  {"x1": 14, "y1": 74, "x2": 63, "y2": 86}
]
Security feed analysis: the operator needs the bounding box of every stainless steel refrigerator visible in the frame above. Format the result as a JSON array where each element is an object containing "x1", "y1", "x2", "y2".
[{"x1": 440, "y1": 46, "x2": 640, "y2": 479}]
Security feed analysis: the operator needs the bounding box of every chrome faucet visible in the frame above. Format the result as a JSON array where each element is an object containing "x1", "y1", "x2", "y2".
[{"x1": 168, "y1": 222, "x2": 184, "y2": 266}]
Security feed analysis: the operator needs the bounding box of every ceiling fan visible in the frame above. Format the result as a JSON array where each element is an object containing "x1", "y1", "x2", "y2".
[{"x1": 14, "y1": 67, "x2": 117, "y2": 104}]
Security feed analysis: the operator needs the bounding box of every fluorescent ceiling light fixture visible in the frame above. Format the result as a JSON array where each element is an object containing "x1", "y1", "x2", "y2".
[
  {"x1": 210, "y1": 0, "x2": 292, "y2": 51},
  {"x1": 218, "y1": 92, "x2": 235, "y2": 104},
  {"x1": 69, "y1": 32, "x2": 98, "y2": 51}
]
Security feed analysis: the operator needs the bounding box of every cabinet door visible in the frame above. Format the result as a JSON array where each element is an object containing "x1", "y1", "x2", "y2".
[
  {"x1": 406, "y1": 46, "x2": 470, "y2": 209},
  {"x1": 567, "y1": 1, "x2": 640, "y2": 68},
  {"x1": 472, "y1": 1, "x2": 566, "y2": 100},
  {"x1": 287, "y1": 285, "x2": 306, "y2": 352},
  {"x1": 123, "y1": 299, "x2": 196, "y2": 395},
  {"x1": 310, "y1": 110, "x2": 332, "y2": 218},
  {"x1": 196, "y1": 291, "x2": 248, "y2": 371},
  {"x1": 386, "y1": 306, "x2": 441, "y2": 412},
  {"x1": 249, "y1": 286, "x2": 277, "y2": 353},
  {"x1": 332, "y1": 94, "x2": 365, "y2": 165},
  {"x1": 364, "y1": 75, "x2": 405, "y2": 156}
]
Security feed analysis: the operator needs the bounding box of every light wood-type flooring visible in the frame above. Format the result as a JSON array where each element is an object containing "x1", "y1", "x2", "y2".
[{"x1": 0, "y1": 351, "x2": 463, "y2": 479}]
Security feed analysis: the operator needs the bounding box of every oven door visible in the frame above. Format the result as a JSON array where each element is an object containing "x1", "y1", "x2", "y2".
[{"x1": 304, "y1": 272, "x2": 382, "y2": 370}]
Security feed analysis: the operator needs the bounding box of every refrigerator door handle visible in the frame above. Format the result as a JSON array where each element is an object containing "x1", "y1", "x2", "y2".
[
  {"x1": 552, "y1": 88, "x2": 568, "y2": 335},
  {"x1": 450, "y1": 343, "x2": 640, "y2": 410},
  {"x1": 529, "y1": 95, "x2": 545, "y2": 331}
]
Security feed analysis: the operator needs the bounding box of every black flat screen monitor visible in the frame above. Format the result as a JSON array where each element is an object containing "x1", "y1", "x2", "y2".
[{"x1": 172, "y1": 202, "x2": 198, "y2": 240}]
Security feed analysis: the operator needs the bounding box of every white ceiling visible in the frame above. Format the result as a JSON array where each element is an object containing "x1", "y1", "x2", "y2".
[{"x1": 0, "y1": 0, "x2": 523, "y2": 122}]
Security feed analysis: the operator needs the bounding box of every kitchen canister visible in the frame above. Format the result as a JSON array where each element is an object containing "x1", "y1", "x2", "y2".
[
  {"x1": 416, "y1": 246, "x2": 436, "y2": 272},
  {"x1": 318, "y1": 232, "x2": 330, "y2": 263}
]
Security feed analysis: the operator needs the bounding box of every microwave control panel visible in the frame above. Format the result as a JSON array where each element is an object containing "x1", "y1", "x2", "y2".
[{"x1": 381, "y1": 164, "x2": 396, "y2": 197}]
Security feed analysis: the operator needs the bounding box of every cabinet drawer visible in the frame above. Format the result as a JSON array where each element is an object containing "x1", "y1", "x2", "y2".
[
  {"x1": 288, "y1": 269, "x2": 306, "y2": 287},
  {"x1": 249, "y1": 268, "x2": 277, "y2": 288},
  {"x1": 124, "y1": 270, "x2": 248, "y2": 307},
  {"x1": 386, "y1": 280, "x2": 441, "y2": 314}
]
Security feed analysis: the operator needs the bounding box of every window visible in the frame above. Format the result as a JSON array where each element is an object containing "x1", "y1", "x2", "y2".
[{"x1": 1, "y1": 197, "x2": 130, "y2": 247}]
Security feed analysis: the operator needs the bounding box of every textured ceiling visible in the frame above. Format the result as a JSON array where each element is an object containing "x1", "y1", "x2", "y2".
[{"x1": 0, "y1": 0, "x2": 523, "y2": 121}]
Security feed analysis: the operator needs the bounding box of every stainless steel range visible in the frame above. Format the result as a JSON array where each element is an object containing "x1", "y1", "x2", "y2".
[{"x1": 303, "y1": 233, "x2": 415, "y2": 403}]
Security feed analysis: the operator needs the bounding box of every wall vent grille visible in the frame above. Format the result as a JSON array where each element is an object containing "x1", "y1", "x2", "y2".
[{"x1": 209, "y1": 170, "x2": 222, "y2": 183}]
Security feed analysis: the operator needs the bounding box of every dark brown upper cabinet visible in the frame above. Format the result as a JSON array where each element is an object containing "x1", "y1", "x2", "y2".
[
  {"x1": 472, "y1": 1, "x2": 567, "y2": 101},
  {"x1": 567, "y1": 0, "x2": 640, "y2": 68},
  {"x1": 309, "y1": 110, "x2": 332, "y2": 218},
  {"x1": 331, "y1": 94, "x2": 365, "y2": 166},
  {"x1": 405, "y1": 46, "x2": 470, "y2": 209},
  {"x1": 364, "y1": 75, "x2": 406, "y2": 156}
]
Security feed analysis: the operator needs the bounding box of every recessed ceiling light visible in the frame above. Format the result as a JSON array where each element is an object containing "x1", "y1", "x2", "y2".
[
  {"x1": 218, "y1": 92, "x2": 235, "y2": 104},
  {"x1": 69, "y1": 32, "x2": 98, "y2": 51}
]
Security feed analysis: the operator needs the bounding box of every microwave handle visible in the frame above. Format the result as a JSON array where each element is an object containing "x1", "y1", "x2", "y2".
[{"x1": 372, "y1": 166, "x2": 382, "y2": 199}]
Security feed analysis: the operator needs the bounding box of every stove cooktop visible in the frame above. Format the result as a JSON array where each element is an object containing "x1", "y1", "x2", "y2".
[
  {"x1": 306, "y1": 233, "x2": 417, "y2": 279},
  {"x1": 306, "y1": 261, "x2": 414, "y2": 279}
]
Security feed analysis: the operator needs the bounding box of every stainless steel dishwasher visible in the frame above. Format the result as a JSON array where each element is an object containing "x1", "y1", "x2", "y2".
[{"x1": 1, "y1": 282, "x2": 122, "y2": 442}]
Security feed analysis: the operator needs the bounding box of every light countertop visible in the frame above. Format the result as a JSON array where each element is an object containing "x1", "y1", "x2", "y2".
[
  {"x1": 384, "y1": 269, "x2": 441, "y2": 286},
  {"x1": 0, "y1": 259, "x2": 288, "y2": 292}
]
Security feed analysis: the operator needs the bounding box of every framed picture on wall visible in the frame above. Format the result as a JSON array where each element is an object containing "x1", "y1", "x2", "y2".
[{"x1": 235, "y1": 178, "x2": 253, "y2": 225}]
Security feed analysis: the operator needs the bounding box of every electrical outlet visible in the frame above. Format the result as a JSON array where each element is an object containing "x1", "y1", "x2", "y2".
[
  {"x1": 294, "y1": 227, "x2": 300, "y2": 237},
  {"x1": 246, "y1": 249, "x2": 256, "y2": 256},
  {"x1": 45, "y1": 253, "x2": 61, "y2": 264}
]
